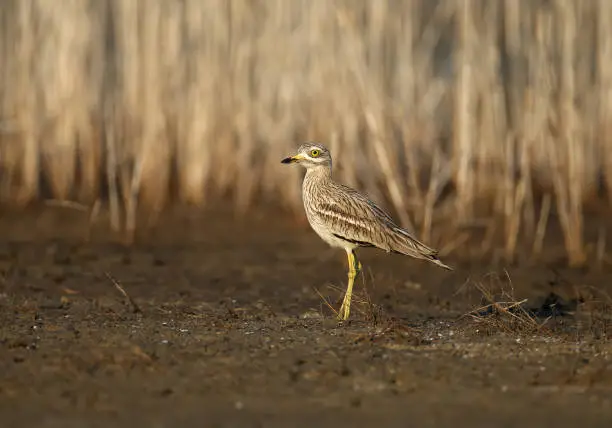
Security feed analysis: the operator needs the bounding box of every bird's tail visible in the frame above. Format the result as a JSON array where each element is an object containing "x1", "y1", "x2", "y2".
[{"x1": 389, "y1": 227, "x2": 453, "y2": 271}]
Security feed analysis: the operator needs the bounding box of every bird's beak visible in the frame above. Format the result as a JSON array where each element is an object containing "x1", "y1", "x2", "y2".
[{"x1": 281, "y1": 154, "x2": 303, "y2": 164}]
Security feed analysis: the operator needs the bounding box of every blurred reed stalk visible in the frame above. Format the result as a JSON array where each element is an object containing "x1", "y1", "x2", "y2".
[{"x1": 0, "y1": 0, "x2": 610, "y2": 265}]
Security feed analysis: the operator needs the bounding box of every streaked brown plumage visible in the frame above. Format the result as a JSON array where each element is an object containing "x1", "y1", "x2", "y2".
[{"x1": 282, "y1": 142, "x2": 452, "y2": 320}]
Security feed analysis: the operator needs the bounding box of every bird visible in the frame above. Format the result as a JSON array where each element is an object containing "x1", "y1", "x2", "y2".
[{"x1": 281, "y1": 142, "x2": 452, "y2": 321}]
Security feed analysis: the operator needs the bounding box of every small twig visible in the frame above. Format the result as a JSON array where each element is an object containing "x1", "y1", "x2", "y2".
[
  {"x1": 452, "y1": 275, "x2": 472, "y2": 296},
  {"x1": 45, "y1": 199, "x2": 90, "y2": 212},
  {"x1": 318, "y1": 281, "x2": 379, "y2": 320},
  {"x1": 85, "y1": 199, "x2": 102, "y2": 242},
  {"x1": 125, "y1": 156, "x2": 144, "y2": 245},
  {"x1": 105, "y1": 272, "x2": 142, "y2": 314},
  {"x1": 45, "y1": 199, "x2": 103, "y2": 242},
  {"x1": 460, "y1": 299, "x2": 527, "y2": 319},
  {"x1": 438, "y1": 232, "x2": 470, "y2": 257},
  {"x1": 313, "y1": 286, "x2": 338, "y2": 317},
  {"x1": 532, "y1": 193, "x2": 552, "y2": 258},
  {"x1": 90, "y1": 199, "x2": 101, "y2": 224}
]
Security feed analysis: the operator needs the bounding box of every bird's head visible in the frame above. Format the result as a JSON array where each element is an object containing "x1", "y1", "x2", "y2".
[{"x1": 281, "y1": 143, "x2": 332, "y2": 170}]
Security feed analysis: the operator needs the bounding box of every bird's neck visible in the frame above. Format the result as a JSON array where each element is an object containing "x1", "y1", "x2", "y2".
[{"x1": 304, "y1": 165, "x2": 332, "y2": 184}]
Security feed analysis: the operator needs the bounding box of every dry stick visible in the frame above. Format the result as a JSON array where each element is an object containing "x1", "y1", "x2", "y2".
[
  {"x1": 421, "y1": 147, "x2": 443, "y2": 243},
  {"x1": 597, "y1": 0, "x2": 612, "y2": 203},
  {"x1": 124, "y1": 156, "x2": 144, "y2": 245},
  {"x1": 501, "y1": 2, "x2": 529, "y2": 253},
  {"x1": 532, "y1": 193, "x2": 552, "y2": 259},
  {"x1": 502, "y1": 268, "x2": 516, "y2": 297},
  {"x1": 520, "y1": 141, "x2": 536, "y2": 245},
  {"x1": 105, "y1": 272, "x2": 142, "y2": 314},
  {"x1": 504, "y1": 178, "x2": 527, "y2": 263},
  {"x1": 365, "y1": 113, "x2": 414, "y2": 233},
  {"x1": 336, "y1": 8, "x2": 414, "y2": 231},
  {"x1": 100, "y1": 0, "x2": 121, "y2": 233},
  {"x1": 404, "y1": 135, "x2": 424, "y2": 225},
  {"x1": 86, "y1": 199, "x2": 102, "y2": 242},
  {"x1": 44, "y1": 199, "x2": 90, "y2": 212},
  {"x1": 316, "y1": 282, "x2": 376, "y2": 320},
  {"x1": 13, "y1": 1, "x2": 39, "y2": 206},
  {"x1": 313, "y1": 287, "x2": 338, "y2": 317},
  {"x1": 453, "y1": 0, "x2": 476, "y2": 221},
  {"x1": 137, "y1": 0, "x2": 166, "y2": 227},
  {"x1": 38, "y1": 3, "x2": 77, "y2": 201},
  {"x1": 398, "y1": 5, "x2": 417, "y2": 217},
  {"x1": 44, "y1": 198, "x2": 101, "y2": 241},
  {"x1": 105, "y1": 113, "x2": 121, "y2": 233},
  {"x1": 501, "y1": 137, "x2": 515, "y2": 239},
  {"x1": 452, "y1": 275, "x2": 473, "y2": 297},
  {"x1": 478, "y1": 0, "x2": 503, "y2": 225},
  {"x1": 358, "y1": 276, "x2": 379, "y2": 323},
  {"x1": 89, "y1": 199, "x2": 101, "y2": 224},
  {"x1": 466, "y1": 298, "x2": 528, "y2": 318},
  {"x1": 558, "y1": 0, "x2": 585, "y2": 266},
  {"x1": 438, "y1": 232, "x2": 470, "y2": 258},
  {"x1": 503, "y1": 0, "x2": 522, "y2": 133}
]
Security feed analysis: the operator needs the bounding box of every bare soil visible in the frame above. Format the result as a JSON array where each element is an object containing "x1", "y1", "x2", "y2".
[{"x1": 0, "y1": 204, "x2": 611, "y2": 427}]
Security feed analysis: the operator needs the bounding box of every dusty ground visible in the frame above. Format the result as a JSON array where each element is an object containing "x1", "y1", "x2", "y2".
[{"x1": 0, "y1": 204, "x2": 611, "y2": 427}]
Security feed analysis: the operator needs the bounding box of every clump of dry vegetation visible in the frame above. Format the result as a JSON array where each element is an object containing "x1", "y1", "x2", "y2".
[
  {"x1": 314, "y1": 280, "x2": 384, "y2": 326},
  {"x1": 459, "y1": 272, "x2": 549, "y2": 336},
  {"x1": 459, "y1": 272, "x2": 612, "y2": 340},
  {"x1": 0, "y1": 0, "x2": 610, "y2": 263}
]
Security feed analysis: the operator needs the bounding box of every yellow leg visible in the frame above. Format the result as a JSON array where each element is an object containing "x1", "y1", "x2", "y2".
[{"x1": 337, "y1": 250, "x2": 362, "y2": 321}]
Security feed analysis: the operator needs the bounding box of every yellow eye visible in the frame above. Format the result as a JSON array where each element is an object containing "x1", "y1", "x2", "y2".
[{"x1": 310, "y1": 149, "x2": 320, "y2": 157}]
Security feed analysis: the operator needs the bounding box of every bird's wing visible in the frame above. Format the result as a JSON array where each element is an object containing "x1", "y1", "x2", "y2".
[
  {"x1": 311, "y1": 184, "x2": 402, "y2": 249},
  {"x1": 312, "y1": 184, "x2": 452, "y2": 269}
]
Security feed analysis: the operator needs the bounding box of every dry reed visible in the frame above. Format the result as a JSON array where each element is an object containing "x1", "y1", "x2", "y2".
[{"x1": 0, "y1": 0, "x2": 610, "y2": 264}]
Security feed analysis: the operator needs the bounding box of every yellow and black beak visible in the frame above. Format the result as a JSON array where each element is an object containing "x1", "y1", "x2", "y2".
[{"x1": 281, "y1": 154, "x2": 303, "y2": 164}]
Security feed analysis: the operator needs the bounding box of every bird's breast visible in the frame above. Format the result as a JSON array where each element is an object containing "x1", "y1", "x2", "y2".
[{"x1": 302, "y1": 194, "x2": 350, "y2": 250}]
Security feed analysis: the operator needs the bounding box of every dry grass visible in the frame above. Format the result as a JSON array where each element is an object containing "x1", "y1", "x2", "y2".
[
  {"x1": 0, "y1": 0, "x2": 611, "y2": 264},
  {"x1": 314, "y1": 279, "x2": 384, "y2": 326},
  {"x1": 459, "y1": 272, "x2": 550, "y2": 336},
  {"x1": 460, "y1": 272, "x2": 612, "y2": 340}
]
